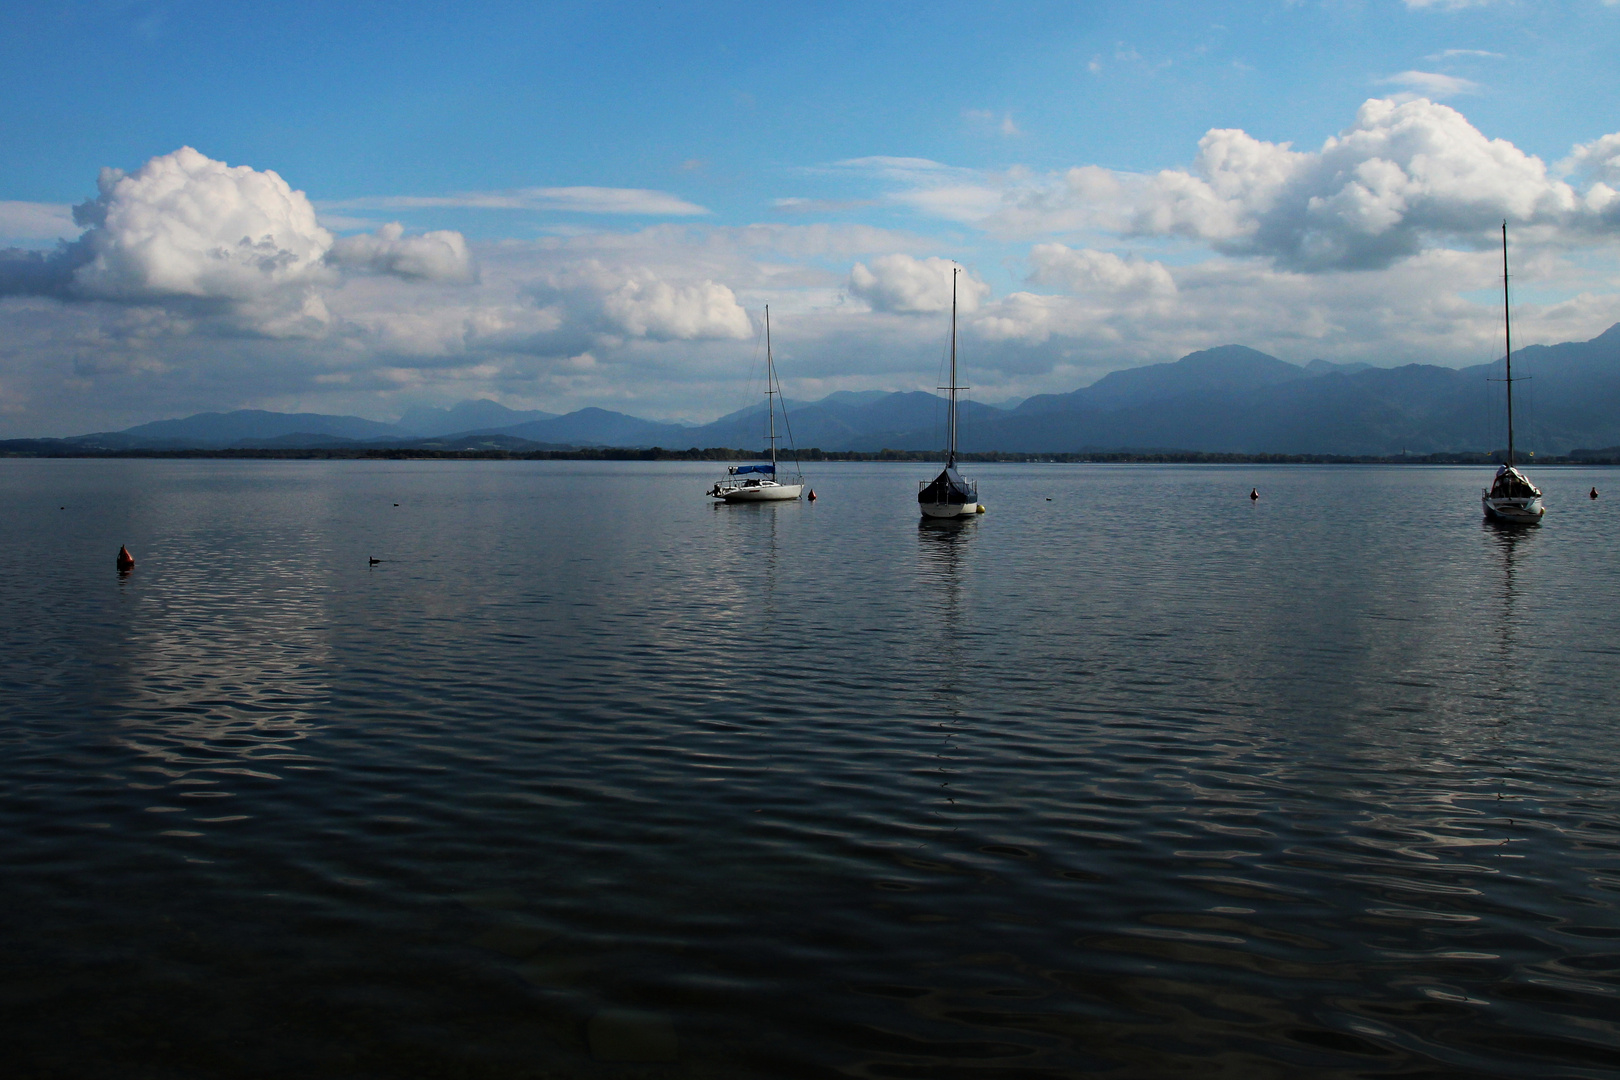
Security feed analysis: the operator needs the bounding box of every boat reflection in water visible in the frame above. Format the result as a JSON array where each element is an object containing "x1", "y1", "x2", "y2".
[
  {"x1": 1484, "y1": 515, "x2": 1535, "y2": 673},
  {"x1": 917, "y1": 518, "x2": 973, "y2": 825}
]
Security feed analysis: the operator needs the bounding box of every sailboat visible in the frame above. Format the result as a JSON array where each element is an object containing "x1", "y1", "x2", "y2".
[
  {"x1": 708, "y1": 306, "x2": 804, "y2": 503},
  {"x1": 1482, "y1": 223, "x2": 1545, "y2": 524},
  {"x1": 918, "y1": 267, "x2": 981, "y2": 519}
]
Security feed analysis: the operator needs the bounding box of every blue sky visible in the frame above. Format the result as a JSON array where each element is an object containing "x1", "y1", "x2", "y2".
[{"x1": 2, "y1": 0, "x2": 1619, "y2": 435}]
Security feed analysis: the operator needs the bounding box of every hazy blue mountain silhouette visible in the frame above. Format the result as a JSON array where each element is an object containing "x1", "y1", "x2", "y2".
[
  {"x1": 43, "y1": 323, "x2": 1620, "y2": 454},
  {"x1": 685, "y1": 390, "x2": 1006, "y2": 451},
  {"x1": 942, "y1": 326, "x2": 1620, "y2": 455},
  {"x1": 1017, "y1": 345, "x2": 1306, "y2": 416},
  {"x1": 396, "y1": 399, "x2": 558, "y2": 436},
  {"x1": 110, "y1": 409, "x2": 400, "y2": 448},
  {"x1": 483, "y1": 407, "x2": 693, "y2": 447}
]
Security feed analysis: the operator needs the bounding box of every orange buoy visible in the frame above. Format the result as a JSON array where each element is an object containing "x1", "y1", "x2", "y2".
[
  {"x1": 1250, "y1": 488, "x2": 1259, "y2": 501},
  {"x1": 808, "y1": 489, "x2": 817, "y2": 502},
  {"x1": 116, "y1": 545, "x2": 135, "y2": 571}
]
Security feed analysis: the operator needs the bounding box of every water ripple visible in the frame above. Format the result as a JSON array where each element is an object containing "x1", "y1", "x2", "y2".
[{"x1": 2, "y1": 459, "x2": 1618, "y2": 1077}]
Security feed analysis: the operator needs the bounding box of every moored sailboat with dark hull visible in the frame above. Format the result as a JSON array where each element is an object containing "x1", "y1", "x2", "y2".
[
  {"x1": 1483, "y1": 223, "x2": 1545, "y2": 525},
  {"x1": 918, "y1": 267, "x2": 982, "y2": 520}
]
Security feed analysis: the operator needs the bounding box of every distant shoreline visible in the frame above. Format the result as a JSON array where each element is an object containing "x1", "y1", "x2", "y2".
[{"x1": 3, "y1": 445, "x2": 1616, "y2": 465}]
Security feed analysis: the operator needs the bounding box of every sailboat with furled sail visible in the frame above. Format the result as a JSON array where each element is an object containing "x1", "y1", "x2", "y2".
[
  {"x1": 708, "y1": 306, "x2": 804, "y2": 503},
  {"x1": 918, "y1": 267, "x2": 982, "y2": 519},
  {"x1": 1482, "y1": 223, "x2": 1545, "y2": 524}
]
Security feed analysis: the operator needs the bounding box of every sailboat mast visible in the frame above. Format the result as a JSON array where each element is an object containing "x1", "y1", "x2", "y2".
[
  {"x1": 766, "y1": 305, "x2": 778, "y2": 472},
  {"x1": 1502, "y1": 222, "x2": 1515, "y2": 467},
  {"x1": 948, "y1": 268, "x2": 958, "y2": 466}
]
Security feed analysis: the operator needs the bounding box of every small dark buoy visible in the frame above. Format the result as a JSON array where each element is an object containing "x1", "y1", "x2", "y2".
[
  {"x1": 808, "y1": 489, "x2": 817, "y2": 502},
  {"x1": 393, "y1": 503, "x2": 400, "y2": 507},
  {"x1": 115, "y1": 545, "x2": 135, "y2": 571},
  {"x1": 1591, "y1": 487, "x2": 1599, "y2": 500},
  {"x1": 369, "y1": 557, "x2": 381, "y2": 565},
  {"x1": 1250, "y1": 488, "x2": 1259, "y2": 501},
  {"x1": 1045, "y1": 497, "x2": 1052, "y2": 501}
]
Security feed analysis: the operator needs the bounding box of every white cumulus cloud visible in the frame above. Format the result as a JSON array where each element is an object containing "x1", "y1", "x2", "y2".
[
  {"x1": 848, "y1": 254, "x2": 989, "y2": 313},
  {"x1": 0, "y1": 148, "x2": 474, "y2": 339},
  {"x1": 1562, "y1": 134, "x2": 1620, "y2": 186},
  {"x1": 534, "y1": 261, "x2": 752, "y2": 341},
  {"x1": 1217, "y1": 98, "x2": 1607, "y2": 268},
  {"x1": 69, "y1": 146, "x2": 334, "y2": 303},
  {"x1": 838, "y1": 99, "x2": 1620, "y2": 272},
  {"x1": 957, "y1": 99, "x2": 1620, "y2": 271},
  {"x1": 328, "y1": 222, "x2": 475, "y2": 283},
  {"x1": 1026, "y1": 245, "x2": 1177, "y2": 297}
]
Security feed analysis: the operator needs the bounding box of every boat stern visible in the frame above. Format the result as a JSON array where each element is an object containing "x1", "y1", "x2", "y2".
[{"x1": 1483, "y1": 493, "x2": 1545, "y2": 523}]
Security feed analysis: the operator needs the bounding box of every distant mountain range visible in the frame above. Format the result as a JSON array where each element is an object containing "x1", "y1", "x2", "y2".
[
  {"x1": 11, "y1": 324, "x2": 1620, "y2": 456},
  {"x1": 966, "y1": 328, "x2": 1620, "y2": 455}
]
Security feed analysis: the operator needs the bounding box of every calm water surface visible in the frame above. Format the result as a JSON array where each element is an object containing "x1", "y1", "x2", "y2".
[{"x1": 3, "y1": 459, "x2": 1619, "y2": 1078}]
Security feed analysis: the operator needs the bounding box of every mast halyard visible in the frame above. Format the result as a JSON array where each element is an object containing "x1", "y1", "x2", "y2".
[
  {"x1": 1502, "y1": 222, "x2": 1515, "y2": 468},
  {"x1": 948, "y1": 268, "x2": 958, "y2": 467},
  {"x1": 766, "y1": 305, "x2": 778, "y2": 473},
  {"x1": 707, "y1": 303, "x2": 803, "y2": 502}
]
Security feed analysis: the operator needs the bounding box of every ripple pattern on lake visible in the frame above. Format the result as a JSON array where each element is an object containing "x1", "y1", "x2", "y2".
[{"x1": 3, "y1": 458, "x2": 1619, "y2": 1078}]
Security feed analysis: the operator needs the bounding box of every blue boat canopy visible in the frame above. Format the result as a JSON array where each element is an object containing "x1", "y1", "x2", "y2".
[{"x1": 730, "y1": 464, "x2": 775, "y2": 475}]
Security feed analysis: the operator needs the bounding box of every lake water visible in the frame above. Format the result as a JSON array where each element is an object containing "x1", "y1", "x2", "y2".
[{"x1": 4, "y1": 459, "x2": 1619, "y2": 1078}]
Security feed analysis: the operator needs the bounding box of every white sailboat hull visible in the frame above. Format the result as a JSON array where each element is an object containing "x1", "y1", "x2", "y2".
[
  {"x1": 1483, "y1": 494, "x2": 1544, "y2": 523},
  {"x1": 919, "y1": 501, "x2": 980, "y2": 519},
  {"x1": 715, "y1": 482, "x2": 802, "y2": 503},
  {"x1": 708, "y1": 306, "x2": 806, "y2": 505}
]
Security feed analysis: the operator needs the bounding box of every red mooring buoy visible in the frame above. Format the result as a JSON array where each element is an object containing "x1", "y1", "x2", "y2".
[
  {"x1": 116, "y1": 545, "x2": 135, "y2": 571},
  {"x1": 1250, "y1": 488, "x2": 1259, "y2": 501},
  {"x1": 808, "y1": 489, "x2": 817, "y2": 502},
  {"x1": 1592, "y1": 487, "x2": 1600, "y2": 499}
]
